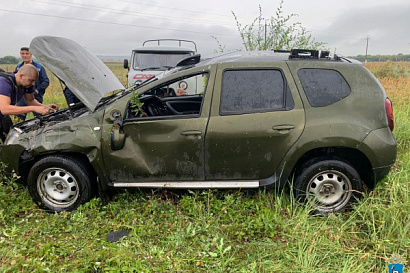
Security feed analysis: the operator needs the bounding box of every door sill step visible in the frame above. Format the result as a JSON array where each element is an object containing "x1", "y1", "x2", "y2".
[{"x1": 113, "y1": 181, "x2": 259, "y2": 189}]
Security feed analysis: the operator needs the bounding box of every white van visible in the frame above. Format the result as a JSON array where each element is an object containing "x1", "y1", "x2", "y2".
[{"x1": 124, "y1": 39, "x2": 197, "y2": 89}]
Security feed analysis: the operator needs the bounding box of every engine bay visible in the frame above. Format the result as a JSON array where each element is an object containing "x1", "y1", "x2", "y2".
[{"x1": 14, "y1": 103, "x2": 90, "y2": 133}]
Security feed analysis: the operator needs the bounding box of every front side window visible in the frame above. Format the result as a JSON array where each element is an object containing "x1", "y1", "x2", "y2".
[
  {"x1": 127, "y1": 73, "x2": 208, "y2": 119},
  {"x1": 298, "y1": 69, "x2": 351, "y2": 107},
  {"x1": 145, "y1": 73, "x2": 208, "y2": 97},
  {"x1": 220, "y1": 69, "x2": 294, "y2": 115}
]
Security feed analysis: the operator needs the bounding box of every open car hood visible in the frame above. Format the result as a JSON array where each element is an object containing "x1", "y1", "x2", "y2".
[{"x1": 30, "y1": 36, "x2": 124, "y2": 112}]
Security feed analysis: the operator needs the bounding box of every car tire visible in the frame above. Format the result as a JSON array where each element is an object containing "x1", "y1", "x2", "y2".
[
  {"x1": 28, "y1": 155, "x2": 96, "y2": 212},
  {"x1": 294, "y1": 159, "x2": 363, "y2": 213}
]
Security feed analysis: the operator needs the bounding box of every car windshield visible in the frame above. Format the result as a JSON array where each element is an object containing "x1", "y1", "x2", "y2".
[{"x1": 133, "y1": 52, "x2": 192, "y2": 70}]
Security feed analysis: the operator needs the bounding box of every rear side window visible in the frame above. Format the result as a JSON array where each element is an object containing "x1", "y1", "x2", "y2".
[
  {"x1": 220, "y1": 69, "x2": 294, "y2": 115},
  {"x1": 298, "y1": 69, "x2": 350, "y2": 107}
]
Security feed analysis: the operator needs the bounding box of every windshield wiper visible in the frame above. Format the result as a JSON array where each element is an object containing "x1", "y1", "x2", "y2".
[
  {"x1": 140, "y1": 65, "x2": 175, "y2": 71},
  {"x1": 95, "y1": 89, "x2": 126, "y2": 109},
  {"x1": 140, "y1": 67, "x2": 163, "y2": 71},
  {"x1": 137, "y1": 76, "x2": 158, "y2": 87}
]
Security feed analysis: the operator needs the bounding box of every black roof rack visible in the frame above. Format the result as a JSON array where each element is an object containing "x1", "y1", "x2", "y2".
[
  {"x1": 273, "y1": 49, "x2": 291, "y2": 53},
  {"x1": 289, "y1": 49, "x2": 331, "y2": 60}
]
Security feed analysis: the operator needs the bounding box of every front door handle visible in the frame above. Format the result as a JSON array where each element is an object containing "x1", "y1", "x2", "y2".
[
  {"x1": 181, "y1": 130, "x2": 202, "y2": 135},
  {"x1": 181, "y1": 130, "x2": 202, "y2": 139}
]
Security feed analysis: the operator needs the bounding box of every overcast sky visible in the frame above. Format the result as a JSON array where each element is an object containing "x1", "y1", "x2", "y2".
[{"x1": 1, "y1": 0, "x2": 409, "y2": 58}]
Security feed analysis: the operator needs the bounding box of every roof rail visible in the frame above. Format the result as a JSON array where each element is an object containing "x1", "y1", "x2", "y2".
[
  {"x1": 142, "y1": 39, "x2": 197, "y2": 52},
  {"x1": 289, "y1": 49, "x2": 331, "y2": 60}
]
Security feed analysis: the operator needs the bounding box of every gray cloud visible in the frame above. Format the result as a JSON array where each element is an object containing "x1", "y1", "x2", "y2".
[{"x1": 318, "y1": 3, "x2": 410, "y2": 55}]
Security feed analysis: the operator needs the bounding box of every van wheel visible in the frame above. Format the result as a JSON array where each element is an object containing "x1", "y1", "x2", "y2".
[
  {"x1": 294, "y1": 159, "x2": 363, "y2": 213},
  {"x1": 28, "y1": 155, "x2": 96, "y2": 212}
]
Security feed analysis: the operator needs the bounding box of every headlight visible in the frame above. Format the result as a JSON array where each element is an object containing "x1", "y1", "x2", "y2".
[{"x1": 4, "y1": 127, "x2": 22, "y2": 145}]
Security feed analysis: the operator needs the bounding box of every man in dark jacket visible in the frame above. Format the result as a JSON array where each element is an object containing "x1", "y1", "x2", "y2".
[
  {"x1": 14, "y1": 46, "x2": 50, "y2": 120},
  {"x1": 0, "y1": 65, "x2": 58, "y2": 142}
]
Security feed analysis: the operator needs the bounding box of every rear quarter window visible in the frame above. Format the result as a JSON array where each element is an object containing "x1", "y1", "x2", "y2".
[
  {"x1": 220, "y1": 69, "x2": 294, "y2": 115},
  {"x1": 298, "y1": 69, "x2": 350, "y2": 107}
]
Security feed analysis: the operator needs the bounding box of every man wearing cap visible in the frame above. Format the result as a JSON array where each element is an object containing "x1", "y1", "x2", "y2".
[
  {"x1": 14, "y1": 46, "x2": 50, "y2": 120},
  {"x1": 0, "y1": 64, "x2": 58, "y2": 142}
]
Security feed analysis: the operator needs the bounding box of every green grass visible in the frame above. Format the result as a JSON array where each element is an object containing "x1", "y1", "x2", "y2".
[{"x1": 0, "y1": 63, "x2": 409, "y2": 272}]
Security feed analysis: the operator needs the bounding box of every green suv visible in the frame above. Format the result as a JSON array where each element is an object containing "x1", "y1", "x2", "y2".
[{"x1": 0, "y1": 37, "x2": 396, "y2": 213}]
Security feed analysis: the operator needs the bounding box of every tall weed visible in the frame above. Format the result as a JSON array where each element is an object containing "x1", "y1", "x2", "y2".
[{"x1": 366, "y1": 61, "x2": 410, "y2": 79}]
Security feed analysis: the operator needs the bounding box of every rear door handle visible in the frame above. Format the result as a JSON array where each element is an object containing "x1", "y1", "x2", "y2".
[
  {"x1": 272, "y1": 125, "x2": 295, "y2": 134},
  {"x1": 272, "y1": 125, "x2": 295, "y2": 131}
]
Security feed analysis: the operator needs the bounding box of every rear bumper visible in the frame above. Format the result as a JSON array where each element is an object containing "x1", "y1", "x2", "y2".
[
  {"x1": 358, "y1": 128, "x2": 396, "y2": 174},
  {"x1": 372, "y1": 165, "x2": 393, "y2": 183}
]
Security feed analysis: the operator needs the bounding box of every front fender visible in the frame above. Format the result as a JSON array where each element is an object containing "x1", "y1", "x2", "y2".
[{"x1": 0, "y1": 144, "x2": 25, "y2": 175}]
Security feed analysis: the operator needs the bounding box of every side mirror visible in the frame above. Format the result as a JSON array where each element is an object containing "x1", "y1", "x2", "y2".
[
  {"x1": 110, "y1": 115, "x2": 126, "y2": 150},
  {"x1": 111, "y1": 127, "x2": 126, "y2": 150},
  {"x1": 123, "y1": 59, "x2": 129, "y2": 69}
]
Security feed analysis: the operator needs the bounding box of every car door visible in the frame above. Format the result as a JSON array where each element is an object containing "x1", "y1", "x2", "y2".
[
  {"x1": 101, "y1": 71, "x2": 213, "y2": 183},
  {"x1": 205, "y1": 62, "x2": 305, "y2": 180}
]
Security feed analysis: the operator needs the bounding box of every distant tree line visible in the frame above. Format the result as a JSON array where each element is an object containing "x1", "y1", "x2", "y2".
[
  {"x1": 0, "y1": 56, "x2": 20, "y2": 64},
  {"x1": 350, "y1": 54, "x2": 410, "y2": 62}
]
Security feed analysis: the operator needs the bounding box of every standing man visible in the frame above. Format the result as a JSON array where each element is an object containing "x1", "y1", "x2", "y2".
[
  {"x1": 0, "y1": 64, "x2": 58, "y2": 142},
  {"x1": 14, "y1": 46, "x2": 49, "y2": 120}
]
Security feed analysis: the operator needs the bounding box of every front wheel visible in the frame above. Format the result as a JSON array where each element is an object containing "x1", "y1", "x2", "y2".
[
  {"x1": 28, "y1": 155, "x2": 96, "y2": 212},
  {"x1": 294, "y1": 159, "x2": 363, "y2": 213}
]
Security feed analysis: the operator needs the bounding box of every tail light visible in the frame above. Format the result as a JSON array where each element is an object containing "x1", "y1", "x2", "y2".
[{"x1": 385, "y1": 98, "x2": 394, "y2": 131}]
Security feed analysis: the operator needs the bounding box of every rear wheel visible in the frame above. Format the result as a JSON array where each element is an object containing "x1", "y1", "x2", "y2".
[
  {"x1": 294, "y1": 159, "x2": 363, "y2": 213},
  {"x1": 28, "y1": 155, "x2": 96, "y2": 212}
]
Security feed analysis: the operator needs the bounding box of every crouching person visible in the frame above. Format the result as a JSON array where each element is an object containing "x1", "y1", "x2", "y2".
[{"x1": 0, "y1": 64, "x2": 59, "y2": 142}]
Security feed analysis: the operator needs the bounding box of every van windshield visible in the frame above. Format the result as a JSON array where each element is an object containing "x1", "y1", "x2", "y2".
[{"x1": 133, "y1": 52, "x2": 192, "y2": 70}]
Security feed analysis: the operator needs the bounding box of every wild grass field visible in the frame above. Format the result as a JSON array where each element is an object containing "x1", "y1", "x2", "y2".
[{"x1": 0, "y1": 62, "x2": 409, "y2": 272}]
